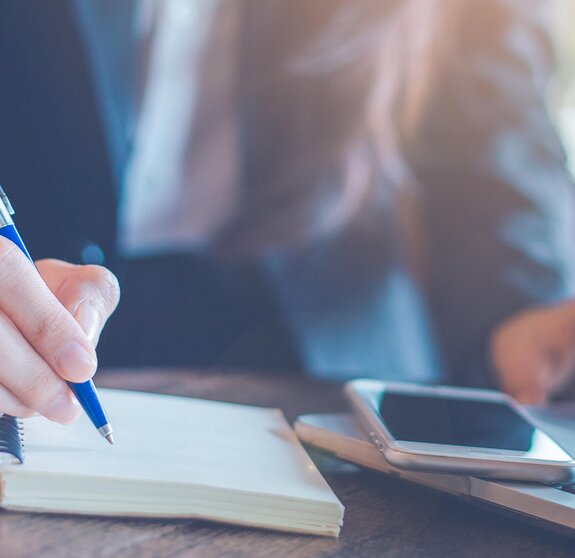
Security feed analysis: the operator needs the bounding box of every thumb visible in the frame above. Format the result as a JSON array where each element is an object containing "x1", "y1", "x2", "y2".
[{"x1": 37, "y1": 260, "x2": 120, "y2": 347}]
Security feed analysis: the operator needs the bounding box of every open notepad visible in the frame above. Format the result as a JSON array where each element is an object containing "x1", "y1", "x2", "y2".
[{"x1": 0, "y1": 390, "x2": 344, "y2": 536}]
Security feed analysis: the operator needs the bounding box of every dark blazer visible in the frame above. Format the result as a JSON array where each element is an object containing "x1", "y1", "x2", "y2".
[
  {"x1": 0, "y1": 1, "x2": 116, "y2": 264},
  {"x1": 0, "y1": 0, "x2": 573, "y2": 384}
]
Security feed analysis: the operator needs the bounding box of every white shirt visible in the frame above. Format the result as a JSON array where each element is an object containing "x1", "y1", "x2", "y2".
[{"x1": 121, "y1": 0, "x2": 240, "y2": 256}]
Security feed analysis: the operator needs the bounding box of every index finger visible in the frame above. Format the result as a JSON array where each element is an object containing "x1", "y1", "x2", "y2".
[{"x1": 0, "y1": 238, "x2": 98, "y2": 382}]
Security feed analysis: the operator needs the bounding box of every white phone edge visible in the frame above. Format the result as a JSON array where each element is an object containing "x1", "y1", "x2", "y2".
[
  {"x1": 344, "y1": 379, "x2": 575, "y2": 484},
  {"x1": 294, "y1": 413, "x2": 575, "y2": 532}
]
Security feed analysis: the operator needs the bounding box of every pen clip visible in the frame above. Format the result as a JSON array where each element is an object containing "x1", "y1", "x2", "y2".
[
  {"x1": 0, "y1": 186, "x2": 15, "y2": 216},
  {"x1": 0, "y1": 186, "x2": 15, "y2": 227}
]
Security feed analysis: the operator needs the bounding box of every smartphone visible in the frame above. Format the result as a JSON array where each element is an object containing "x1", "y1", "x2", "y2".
[{"x1": 345, "y1": 379, "x2": 575, "y2": 484}]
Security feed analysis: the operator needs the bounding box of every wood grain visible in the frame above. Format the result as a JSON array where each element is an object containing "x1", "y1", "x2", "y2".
[{"x1": 1, "y1": 368, "x2": 574, "y2": 558}]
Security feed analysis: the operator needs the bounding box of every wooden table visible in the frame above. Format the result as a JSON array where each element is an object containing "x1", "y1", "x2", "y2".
[{"x1": 2, "y1": 368, "x2": 575, "y2": 558}]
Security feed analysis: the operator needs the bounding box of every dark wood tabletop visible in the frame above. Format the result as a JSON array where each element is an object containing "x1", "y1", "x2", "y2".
[{"x1": 2, "y1": 368, "x2": 575, "y2": 558}]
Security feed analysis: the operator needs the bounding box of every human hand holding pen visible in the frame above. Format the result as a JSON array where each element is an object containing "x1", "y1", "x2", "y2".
[{"x1": 0, "y1": 243, "x2": 120, "y2": 422}]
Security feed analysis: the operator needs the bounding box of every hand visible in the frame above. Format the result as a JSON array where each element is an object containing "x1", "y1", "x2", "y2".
[
  {"x1": 0, "y1": 237, "x2": 120, "y2": 422},
  {"x1": 490, "y1": 300, "x2": 575, "y2": 404}
]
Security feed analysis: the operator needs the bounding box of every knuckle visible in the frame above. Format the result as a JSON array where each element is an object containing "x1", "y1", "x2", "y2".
[
  {"x1": 0, "y1": 392, "x2": 37, "y2": 419},
  {"x1": 17, "y1": 367, "x2": 57, "y2": 408},
  {"x1": 13, "y1": 406, "x2": 37, "y2": 419},
  {"x1": 0, "y1": 404, "x2": 27, "y2": 418},
  {"x1": 0, "y1": 238, "x2": 26, "y2": 281},
  {"x1": 27, "y1": 303, "x2": 71, "y2": 348}
]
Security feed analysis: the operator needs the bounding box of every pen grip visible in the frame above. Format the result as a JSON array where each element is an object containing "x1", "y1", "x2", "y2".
[{"x1": 68, "y1": 380, "x2": 109, "y2": 429}]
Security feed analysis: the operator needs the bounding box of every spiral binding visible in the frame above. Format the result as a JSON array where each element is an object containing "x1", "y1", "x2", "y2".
[{"x1": 0, "y1": 414, "x2": 24, "y2": 464}]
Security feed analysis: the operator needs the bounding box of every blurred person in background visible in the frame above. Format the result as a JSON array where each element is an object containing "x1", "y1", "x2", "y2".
[{"x1": 0, "y1": 0, "x2": 573, "y2": 422}]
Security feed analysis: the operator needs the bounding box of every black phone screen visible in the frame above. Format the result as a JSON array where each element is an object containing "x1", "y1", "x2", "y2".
[{"x1": 378, "y1": 392, "x2": 543, "y2": 452}]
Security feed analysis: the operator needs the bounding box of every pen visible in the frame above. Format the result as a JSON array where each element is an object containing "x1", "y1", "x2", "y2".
[{"x1": 0, "y1": 186, "x2": 114, "y2": 444}]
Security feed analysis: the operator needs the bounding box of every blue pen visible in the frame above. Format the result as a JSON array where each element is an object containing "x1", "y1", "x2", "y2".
[{"x1": 0, "y1": 186, "x2": 114, "y2": 444}]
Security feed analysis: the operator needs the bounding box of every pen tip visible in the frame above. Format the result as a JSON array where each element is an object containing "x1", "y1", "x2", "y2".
[{"x1": 97, "y1": 424, "x2": 114, "y2": 444}]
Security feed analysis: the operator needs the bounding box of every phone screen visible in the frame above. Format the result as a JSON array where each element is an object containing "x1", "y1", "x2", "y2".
[{"x1": 378, "y1": 392, "x2": 566, "y2": 456}]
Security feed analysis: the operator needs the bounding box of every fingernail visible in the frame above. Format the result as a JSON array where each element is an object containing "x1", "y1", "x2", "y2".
[
  {"x1": 74, "y1": 302, "x2": 101, "y2": 345},
  {"x1": 56, "y1": 342, "x2": 98, "y2": 382},
  {"x1": 44, "y1": 391, "x2": 81, "y2": 424}
]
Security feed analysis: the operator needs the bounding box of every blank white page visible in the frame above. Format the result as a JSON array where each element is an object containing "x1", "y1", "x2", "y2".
[{"x1": 5, "y1": 389, "x2": 342, "y2": 507}]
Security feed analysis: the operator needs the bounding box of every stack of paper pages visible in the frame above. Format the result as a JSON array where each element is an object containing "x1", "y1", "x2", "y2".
[{"x1": 0, "y1": 390, "x2": 344, "y2": 536}]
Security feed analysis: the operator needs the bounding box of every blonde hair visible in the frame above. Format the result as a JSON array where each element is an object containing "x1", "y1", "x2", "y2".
[{"x1": 215, "y1": 0, "x2": 463, "y2": 258}]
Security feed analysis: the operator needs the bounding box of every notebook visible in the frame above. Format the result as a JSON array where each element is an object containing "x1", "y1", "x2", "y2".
[{"x1": 0, "y1": 389, "x2": 344, "y2": 537}]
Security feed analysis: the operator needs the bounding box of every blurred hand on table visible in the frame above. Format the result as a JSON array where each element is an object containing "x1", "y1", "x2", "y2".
[{"x1": 491, "y1": 300, "x2": 575, "y2": 404}]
